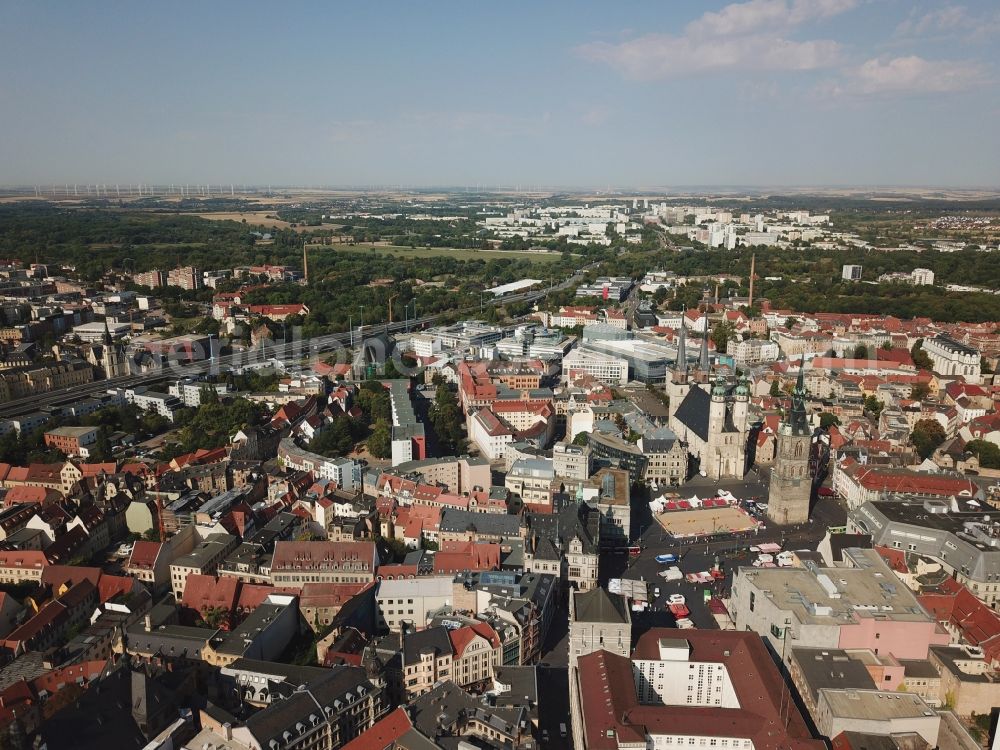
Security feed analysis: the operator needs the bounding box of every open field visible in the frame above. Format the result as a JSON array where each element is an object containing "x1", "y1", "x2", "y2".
[
  {"x1": 195, "y1": 211, "x2": 298, "y2": 229},
  {"x1": 307, "y1": 242, "x2": 566, "y2": 262},
  {"x1": 655, "y1": 506, "x2": 760, "y2": 538}
]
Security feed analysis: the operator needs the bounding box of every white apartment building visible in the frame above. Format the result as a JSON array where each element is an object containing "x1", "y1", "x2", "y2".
[
  {"x1": 376, "y1": 577, "x2": 453, "y2": 632},
  {"x1": 553, "y1": 442, "x2": 591, "y2": 481},
  {"x1": 923, "y1": 335, "x2": 981, "y2": 384},
  {"x1": 911, "y1": 267, "x2": 935, "y2": 286},
  {"x1": 842, "y1": 264, "x2": 863, "y2": 281},
  {"x1": 505, "y1": 459, "x2": 555, "y2": 507},
  {"x1": 125, "y1": 388, "x2": 184, "y2": 421},
  {"x1": 731, "y1": 338, "x2": 779, "y2": 366},
  {"x1": 469, "y1": 409, "x2": 515, "y2": 462},
  {"x1": 562, "y1": 347, "x2": 629, "y2": 386},
  {"x1": 411, "y1": 334, "x2": 442, "y2": 358}
]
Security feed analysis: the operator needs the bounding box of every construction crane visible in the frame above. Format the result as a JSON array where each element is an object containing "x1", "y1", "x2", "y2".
[{"x1": 387, "y1": 293, "x2": 399, "y2": 323}]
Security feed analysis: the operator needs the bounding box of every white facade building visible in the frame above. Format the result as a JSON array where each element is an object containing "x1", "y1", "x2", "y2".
[
  {"x1": 376, "y1": 577, "x2": 454, "y2": 632},
  {"x1": 923, "y1": 335, "x2": 981, "y2": 384},
  {"x1": 561, "y1": 347, "x2": 629, "y2": 386}
]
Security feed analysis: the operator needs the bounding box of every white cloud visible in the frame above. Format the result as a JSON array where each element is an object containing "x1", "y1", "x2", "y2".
[
  {"x1": 688, "y1": 0, "x2": 857, "y2": 37},
  {"x1": 826, "y1": 55, "x2": 987, "y2": 96},
  {"x1": 580, "y1": 33, "x2": 842, "y2": 80},
  {"x1": 895, "y1": 5, "x2": 1000, "y2": 42},
  {"x1": 577, "y1": 0, "x2": 854, "y2": 80}
]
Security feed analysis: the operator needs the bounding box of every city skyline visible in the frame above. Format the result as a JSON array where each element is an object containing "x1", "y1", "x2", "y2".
[{"x1": 1, "y1": 0, "x2": 998, "y2": 187}]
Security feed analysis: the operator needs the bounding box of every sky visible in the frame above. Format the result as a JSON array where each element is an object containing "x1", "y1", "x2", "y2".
[{"x1": 1, "y1": 0, "x2": 998, "y2": 188}]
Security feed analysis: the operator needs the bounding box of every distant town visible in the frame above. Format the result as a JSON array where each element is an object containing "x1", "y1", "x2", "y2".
[{"x1": 0, "y1": 190, "x2": 998, "y2": 750}]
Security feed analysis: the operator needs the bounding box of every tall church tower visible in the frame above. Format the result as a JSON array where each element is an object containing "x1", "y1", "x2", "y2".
[
  {"x1": 666, "y1": 319, "x2": 689, "y2": 422},
  {"x1": 767, "y1": 366, "x2": 812, "y2": 525}
]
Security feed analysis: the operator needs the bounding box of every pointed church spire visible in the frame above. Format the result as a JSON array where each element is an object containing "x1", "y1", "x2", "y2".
[
  {"x1": 676, "y1": 317, "x2": 687, "y2": 375},
  {"x1": 699, "y1": 325, "x2": 711, "y2": 372},
  {"x1": 789, "y1": 361, "x2": 809, "y2": 435}
]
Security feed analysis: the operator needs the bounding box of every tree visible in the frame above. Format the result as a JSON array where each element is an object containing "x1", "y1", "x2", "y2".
[
  {"x1": 864, "y1": 394, "x2": 884, "y2": 417},
  {"x1": 200, "y1": 606, "x2": 230, "y2": 629},
  {"x1": 769, "y1": 379, "x2": 782, "y2": 397},
  {"x1": 142, "y1": 527, "x2": 161, "y2": 542},
  {"x1": 910, "y1": 419, "x2": 946, "y2": 459},
  {"x1": 711, "y1": 321, "x2": 735, "y2": 355},
  {"x1": 310, "y1": 415, "x2": 358, "y2": 457},
  {"x1": 367, "y1": 420, "x2": 392, "y2": 459},
  {"x1": 853, "y1": 344, "x2": 869, "y2": 359},
  {"x1": 572, "y1": 432, "x2": 589, "y2": 446},
  {"x1": 910, "y1": 382, "x2": 931, "y2": 401},
  {"x1": 784, "y1": 317, "x2": 798, "y2": 329},
  {"x1": 911, "y1": 339, "x2": 932, "y2": 370},
  {"x1": 429, "y1": 384, "x2": 466, "y2": 455},
  {"x1": 966, "y1": 439, "x2": 1000, "y2": 469},
  {"x1": 818, "y1": 412, "x2": 841, "y2": 429},
  {"x1": 881, "y1": 340, "x2": 893, "y2": 350}
]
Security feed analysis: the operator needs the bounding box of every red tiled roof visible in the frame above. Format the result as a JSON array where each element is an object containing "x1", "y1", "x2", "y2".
[
  {"x1": 41, "y1": 565, "x2": 101, "y2": 589},
  {"x1": 271, "y1": 541, "x2": 377, "y2": 571},
  {"x1": 578, "y1": 630, "x2": 824, "y2": 750},
  {"x1": 97, "y1": 574, "x2": 137, "y2": 603},
  {"x1": 126, "y1": 541, "x2": 162, "y2": 570},
  {"x1": 918, "y1": 578, "x2": 1000, "y2": 664},
  {"x1": 340, "y1": 707, "x2": 413, "y2": 750},
  {"x1": 180, "y1": 574, "x2": 239, "y2": 614},
  {"x1": 3, "y1": 485, "x2": 54, "y2": 505},
  {"x1": 852, "y1": 467, "x2": 977, "y2": 496}
]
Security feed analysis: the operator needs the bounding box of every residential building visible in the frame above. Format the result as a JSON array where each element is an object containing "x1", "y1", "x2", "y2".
[
  {"x1": 229, "y1": 665, "x2": 383, "y2": 750},
  {"x1": 928, "y1": 644, "x2": 1000, "y2": 717},
  {"x1": 166, "y1": 266, "x2": 201, "y2": 290},
  {"x1": 270, "y1": 541, "x2": 379, "y2": 586},
  {"x1": 133, "y1": 270, "x2": 166, "y2": 288},
  {"x1": 523, "y1": 502, "x2": 600, "y2": 591},
  {"x1": 278, "y1": 438, "x2": 362, "y2": 491},
  {"x1": 731, "y1": 337, "x2": 780, "y2": 366},
  {"x1": 376, "y1": 576, "x2": 453, "y2": 632},
  {"x1": 843, "y1": 265, "x2": 863, "y2": 282},
  {"x1": 43, "y1": 426, "x2": 99, "y2": 457},
  {"x1": 553, "y1": 442, "x2": 591, "y2": 481},
  {"x1": 169, "y1": 533, "x2": 238, "y2": 598},
  {"x1": 504, "y1": 458, "x2": 555, "y2": 508}
]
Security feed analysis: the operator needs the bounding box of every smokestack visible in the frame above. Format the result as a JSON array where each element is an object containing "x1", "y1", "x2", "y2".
[
  {"x1": 303, "y1": 244, "x2": 309, "y2": 286},
  {"x1": 748, "y1": 253, "x2": 756, "y2": 311}
]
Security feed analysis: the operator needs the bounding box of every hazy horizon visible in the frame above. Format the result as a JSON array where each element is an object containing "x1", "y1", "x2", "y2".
[{"x1": 2, "y1": 0, "x2": 998, "y2": 188}]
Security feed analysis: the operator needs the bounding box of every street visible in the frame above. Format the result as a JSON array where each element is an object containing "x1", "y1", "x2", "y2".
[{"x1": 536, "y1": 665, "x2": 571, "y2": 750}]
